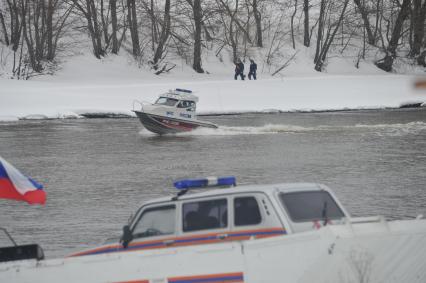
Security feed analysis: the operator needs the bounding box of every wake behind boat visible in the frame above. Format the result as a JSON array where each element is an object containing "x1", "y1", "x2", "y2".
[{"x1": 133, "y1": 88, "x2": 218, "y2": 135}]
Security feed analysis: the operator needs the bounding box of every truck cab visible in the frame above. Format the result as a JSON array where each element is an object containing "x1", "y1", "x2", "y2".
[{"x1": 71, "y1": 177, "x2": 349, "y2": 257}]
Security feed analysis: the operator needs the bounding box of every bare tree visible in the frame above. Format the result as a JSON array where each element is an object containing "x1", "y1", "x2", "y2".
[
  {"x1": 314, "y1": 0, "x2": 350, "y2": 71},
  {"x1": 290, "y1": 0, "x2": 298, "y2": 49},
  {"x1": 46, "y1": 0, "x2": 57, "y2": 60},
  {"x1": 218, "y1": 0, "x2": 252, "y2": 44},
  {"x1": 110, "y1": 0, "x2": 118, "y2": 54},
  {"x1": 354, "y1": 0, "x2": 376, "y2": 45},
  {"x1": 152, "y1": 0, "x2": 171, "y2": 69},
  {"x1": 127, "y1": 0, "x2": 140, "y2": 57},
  {"x1": 191, "y1": 0, "x2": 204, "y2": 73},
  {"x1": 5, "y1": 0, "x2": 23, "y2": 51},
  {"x1": 252, "y1": 0, "x2": 262, "y2": 47},
  {"x1": 314, "y1": 0, "x2": 327, "y2": 64},
  {"x1": 410, "y1": 0, "x2": 426, "y2": 57},
  {"x1": 303, "y1": 0, "x2": 310, "y2": 47},
  {"x1": 0, "y1": 7, "x2": 9, "y2": 45},
  {"x1": 376, "y1": 0, "x2": 411, "y2": 72},
  {"x1": 15, "y1": 0, "x2": 69, "y2": 72},
  {"x1": 71, "y1": 0, "x2": 105, "y2": 58}
]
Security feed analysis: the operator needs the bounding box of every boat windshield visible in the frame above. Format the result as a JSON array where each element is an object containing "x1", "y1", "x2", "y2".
[{"x1": 155, "y1": 97, "x2": 178, "y2": 106}]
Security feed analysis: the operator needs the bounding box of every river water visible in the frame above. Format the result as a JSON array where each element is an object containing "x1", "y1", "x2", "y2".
[{"x1": 1, "y1": 108, "x2": 426, "y2": 258}]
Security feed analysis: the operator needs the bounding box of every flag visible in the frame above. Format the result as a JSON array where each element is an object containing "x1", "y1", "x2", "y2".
[{"x1": 0, "y1": 156, "x2": 46, "y2": 205}]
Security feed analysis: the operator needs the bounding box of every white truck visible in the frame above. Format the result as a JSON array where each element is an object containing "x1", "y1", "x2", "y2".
[{"x1": 1, "y1": 177, "x2": 426, "y2": 282}]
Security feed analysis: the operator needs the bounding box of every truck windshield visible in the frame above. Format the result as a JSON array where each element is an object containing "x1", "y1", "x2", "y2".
[{"x1": 279, "y1": 191, "x2": 344, "y2": 222}]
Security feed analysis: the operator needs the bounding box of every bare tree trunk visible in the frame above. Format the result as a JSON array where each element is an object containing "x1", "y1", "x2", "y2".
[
  {"x1": 7, "y1": 0, "x2": 22, "y2": 51},
  {"x1": 315, "y1": 0, "x2": 349, "y2": 71},
  {"x1": 110, "y1": 0, "x2": 118, "y2": 54},
  {"x1": 418, "y1": 50, "x2": 426, "y2": 66},
  {"x1": 150, "y1": 0, "x2": 157, "y2": 51},
  {"x1": 192, "y1": 0, "x2": 204, "y2": 73},
  {"x1": 71, "y1": 0, "x2": 103, "y2": 58},
  {"x1": 374, "y1": 0, "x2": 381, "y2": 40},
  {"x1": 314, "y1": 0, "x2": 326, "y2": 64},
  {"x1": 32, "y1": 0, "x2": 44, "y2": 64},
  {"x1": 100, "y1": 0, "x2": 109, "y2": 45},
  {"x1": 303, "y1": 0, "x2": 310, "y2": 47},
  {"x1": 127, "y1": 0, "x2": 140, "y2": 57},
  {"x1": 88, "y1": 0, "x2": 104, "y2": 58},
  {"x1": 411, "y1": 0, "x2": 426, "y2": 56},
  {"x1": 229, "y1": 15, "x2": 237, "y2": 63},
  {"x1": 21, "y1": 0, "x2": 42, "y2": 72},
  {"x1": 0, "y1": 9, "x2": 9, "y2": 45},
  {"x1": 353, "y1": 0, "x2": 375, "y2": 45},
  {"x1": 46, "y1": 0, "x2": 54, "y2": 60},
  {"x1": 152, "y1": 0, "x2": 170, "y2": 69},
  {"x1": 252, "y1": 0, "x2": 262, "y2": 47},
  {"x1": 376, "y1": 0, "x2": 411, "y2": 72},
  {"x1": 290, "y1": 0, "x2": 298, "y2": 49},
  {"x1": 203, "y1": 23, "x2": 213, "y2": 41}
]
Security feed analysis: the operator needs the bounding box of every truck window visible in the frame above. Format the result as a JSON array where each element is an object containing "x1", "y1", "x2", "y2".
[
  {"x1": 132, "y1": 205, "x2": 175, "y2": 239},
  {"x1": 234, "y1": 197, "x2": 261, "y2": 226},
  {"x1": 279, "y1": 191, "x2": 344, "y2": 222},
  {"x1": 183, "y1": 199, "x2": 227, "y2": 232}
]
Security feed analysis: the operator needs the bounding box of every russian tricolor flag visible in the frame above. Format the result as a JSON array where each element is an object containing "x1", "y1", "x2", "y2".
[{"x1": 0, "y1": 156, "x2": 46, "y2": 205}]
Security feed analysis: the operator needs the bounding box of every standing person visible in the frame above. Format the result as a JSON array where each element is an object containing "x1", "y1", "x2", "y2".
[
  {"x1": 248, "y1": 59, "x2": 257, "y2": 80},
  {"x1": 234, "y1": 59, "x2": 245, "y2": 80},
  {"x1": 234, "y1": 62, "x2": 240, "y2": 80},
  {"x1": 238, "y1": 60, "x2": 245, "y2": 80}
]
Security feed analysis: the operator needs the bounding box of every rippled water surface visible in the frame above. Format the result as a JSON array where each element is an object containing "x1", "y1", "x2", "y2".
[{"x1": 1, "y1": 108, "x2": 426, "y2": 258}]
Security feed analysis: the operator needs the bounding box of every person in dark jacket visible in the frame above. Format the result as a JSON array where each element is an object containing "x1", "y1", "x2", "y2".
[
  {"x1": 234, "y1": 59, "x2": 245, "y2": 80},
  {"x1": 248, "y1": 59, "x2": 257, "y2": 80}
]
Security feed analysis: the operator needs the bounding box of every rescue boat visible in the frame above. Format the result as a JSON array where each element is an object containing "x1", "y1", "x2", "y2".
[
  {"x1": 1, "y1": 177, "x2": 426, "y2": 283},
  {"x1": 133, "y1": 89, "x2": 218, "y2": 135}
]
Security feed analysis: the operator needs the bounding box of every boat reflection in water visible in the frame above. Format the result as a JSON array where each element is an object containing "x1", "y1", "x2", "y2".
[{"x1": 133, "y1": 88, "x2": 217, "y2": 135}]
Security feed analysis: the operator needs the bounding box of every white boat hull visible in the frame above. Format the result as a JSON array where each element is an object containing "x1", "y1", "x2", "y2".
[{"x1": 134, "y1": 110, "x2": 217, "y2": 135}]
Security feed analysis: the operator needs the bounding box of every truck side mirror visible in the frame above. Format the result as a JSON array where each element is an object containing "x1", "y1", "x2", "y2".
[{"x1": 120, "y1": 225, "x2": 133, "y2": 248}]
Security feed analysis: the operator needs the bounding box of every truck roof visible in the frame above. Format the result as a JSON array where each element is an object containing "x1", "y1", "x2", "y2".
[{"x1": 143, "y1": 182, "x2": 327, "y2": 205}]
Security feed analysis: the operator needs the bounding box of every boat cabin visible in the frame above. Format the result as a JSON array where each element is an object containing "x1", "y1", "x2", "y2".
[
  {"x1": 154, "y1": 89, "x2": 198, "y2": 113},
  {"x1": 71, "y1": 177, "x2": 349, "y2": 257}
]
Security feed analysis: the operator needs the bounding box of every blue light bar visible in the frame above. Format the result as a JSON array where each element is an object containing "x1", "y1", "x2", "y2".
[
  {"x1": 174, "y1": 176, "x2": 236, "y2": 190},
  {"x1": 175, "y1": 88, "x2": 192, "y2": 93}
]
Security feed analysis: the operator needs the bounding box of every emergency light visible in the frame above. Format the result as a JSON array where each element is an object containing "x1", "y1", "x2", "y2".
[{"x1": 173, "y1": 176, "x2": 236, "y2": 190}]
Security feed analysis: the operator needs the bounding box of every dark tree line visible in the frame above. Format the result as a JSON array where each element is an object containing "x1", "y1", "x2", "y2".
[{"x1": 2, "y1": 0, "x2": 426, "y2": 78}]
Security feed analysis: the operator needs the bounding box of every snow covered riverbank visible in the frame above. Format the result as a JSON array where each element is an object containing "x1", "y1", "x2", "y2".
[{"x1": 1, "y1": 73, "x2": 425, "y2": 122}]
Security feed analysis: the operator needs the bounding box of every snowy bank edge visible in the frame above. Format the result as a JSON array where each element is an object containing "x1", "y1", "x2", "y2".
[{"x1": 1, "y1": 103, "x2": 425, "y2": 122}]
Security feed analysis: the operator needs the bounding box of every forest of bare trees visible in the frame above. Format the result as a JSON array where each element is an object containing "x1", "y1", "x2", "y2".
[{"x1": 0, "y1": 0, "x2": 425, "y2": 79}]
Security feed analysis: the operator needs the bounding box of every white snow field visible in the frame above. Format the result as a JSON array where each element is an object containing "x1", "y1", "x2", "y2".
[{"x1": 1, "y1": 53, "x2": 425, "y2": 122}]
